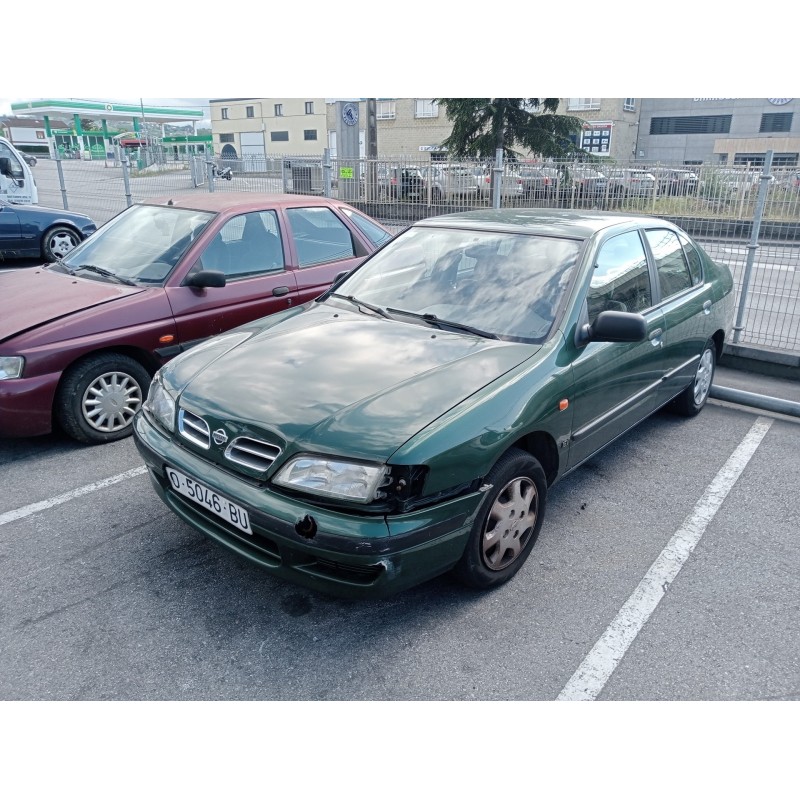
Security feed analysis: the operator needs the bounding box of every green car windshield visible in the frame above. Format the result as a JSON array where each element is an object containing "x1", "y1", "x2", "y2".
[
  {"x1": 60, "y1": 204, "x2": 214, "y2": 284},
  {"x1": 334, "y1": 226, "x2": 582, "y2": 343}
]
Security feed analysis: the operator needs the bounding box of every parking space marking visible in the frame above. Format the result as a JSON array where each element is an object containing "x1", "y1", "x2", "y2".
[
  {"x1": 0, "y1": 466, "x2": 147, "y2": 527},
  {"x1": 557, "y1": 416, "x2": 773, "y2": 701}
]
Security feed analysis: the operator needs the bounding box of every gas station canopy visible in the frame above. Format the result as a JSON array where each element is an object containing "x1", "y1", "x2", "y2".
[{"x1": 11, "y1": 99, "x2": 204, "y2": 123}]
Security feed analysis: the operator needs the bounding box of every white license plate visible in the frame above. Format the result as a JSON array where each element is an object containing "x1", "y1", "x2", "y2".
[{"x1": 166, "y1": 467, "x2": 252, "y2": 535}]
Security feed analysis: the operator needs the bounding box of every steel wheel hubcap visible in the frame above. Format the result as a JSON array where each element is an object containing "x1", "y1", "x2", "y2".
[
  {"x1": 694, "y1": 349, "x2": 714, "y2": 404},
  {"x1": 81, "y1": 371, "x2": 143, "y2": 432},
  {"x1": 482, "y1": 476, "x2": 537, "y2": 571}
]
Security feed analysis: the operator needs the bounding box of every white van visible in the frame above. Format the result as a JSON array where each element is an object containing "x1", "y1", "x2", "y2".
[{"x1": 0, "y1": 136, "x2": 39, "y2": 205}]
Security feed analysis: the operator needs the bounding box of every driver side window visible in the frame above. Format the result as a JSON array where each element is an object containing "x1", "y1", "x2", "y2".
[
  {"x1": 199, "y1": 211, "x2": 284, "y2": 279},
  {"x1": 587, "y1": 231, "x2": 652, "y2": 324}
]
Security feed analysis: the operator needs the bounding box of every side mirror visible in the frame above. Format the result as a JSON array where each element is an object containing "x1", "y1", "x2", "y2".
[
  {"x1": 581, "y1": 310, "x2": 647, "y2": 344},
  {"x1": 185, "y1": 269, "x2": 226, "y2": 289}
]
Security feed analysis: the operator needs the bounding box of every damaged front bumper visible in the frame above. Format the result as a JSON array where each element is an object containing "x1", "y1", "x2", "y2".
[{"x1": 133, "y1": 412, "x2": 484, "y2": 599}]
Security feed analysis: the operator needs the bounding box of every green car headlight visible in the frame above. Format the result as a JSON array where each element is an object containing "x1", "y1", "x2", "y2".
[
  {"x1": 0, "y1": 356, "x2": 24, "y2": 380},
  {"x1": 273, "y1": 457, "x2": 391, "y2": 504},
  {"x1": 143, "y1": 373, "x2": 176, "y2": 433}
]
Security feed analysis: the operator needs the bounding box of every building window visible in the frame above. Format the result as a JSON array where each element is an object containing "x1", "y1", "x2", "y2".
[
  {"x1": 733, "y1": 152, "x2": 798, "y2": 167},
  {"x1": 304, "y1": 130, "x2": 318, "y2": 141},
  {"x1": 274, "y1": 104, "x2": 283, "y2": 117},
  {"x1": 650, "y1": 115, "x2": 732, "y2": 135},
  {"x1": 568, "y1": 98, "x2": 601, "y2": 111},
  {"x1": 246, "y1": 106, "x2": 254, "y2": 118},
  {"x1": 623, "y1": 98, "x2": 636, "y2": 112},
  {"x1": 221, "y1": 107, "x2": 229, "y2": 120},
  {"x1": 415, "y1": 99, "x2": 439, "y2": 118},
  {"x1": 760, "y1": 112, "x2": 792, "y2": 133},
  {"x1": 305, "y1": 101, "x2": 314, "y2": 115},
  {"x1": 219, "y1": 133, "x2": 235, "y2": 143},
  {"x1": 271, "y1": 131, "x2": 289, "y2": 142},
  {"x1": 377, "y1": 100, "x2": 396, "y2": 119}
]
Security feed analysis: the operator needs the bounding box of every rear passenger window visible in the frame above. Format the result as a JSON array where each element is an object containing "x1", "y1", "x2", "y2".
[
  {"x1": 286, "y1": 207, "x2": 356, "y2": 268},
  {"x1": 678, "y1": 233, "x2": 704, "y2": 285},
  {"x1": 646, "y1": 229, "x2": 693, "y2": 299}
]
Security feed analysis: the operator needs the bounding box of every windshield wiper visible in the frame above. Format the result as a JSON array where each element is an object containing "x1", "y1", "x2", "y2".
[
  {"x1": 73, "y1": 265, "x2": 138, "y2": 286},
  {"x1": 329, "y1": 293, "x2": 390, "y2": 319},
  {"x1": 386, "y1": 307, "x2": 498, "y2": 339}
]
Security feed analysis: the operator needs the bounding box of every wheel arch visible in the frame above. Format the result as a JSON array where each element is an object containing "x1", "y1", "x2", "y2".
[
  {"x1": 711, "y1": 329, "x2": 725, "y2": 360},
  {"x1": 507, "y1": 430, "x2": 560, "y2": 487}
]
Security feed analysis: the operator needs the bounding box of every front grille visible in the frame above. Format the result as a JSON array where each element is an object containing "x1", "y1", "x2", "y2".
[
  {"x1": 178, "y1": 409, "x2": 210, "y2": 449},
  {"x1": 225, "y1": 436, "x2": 282, "y2": 472}
]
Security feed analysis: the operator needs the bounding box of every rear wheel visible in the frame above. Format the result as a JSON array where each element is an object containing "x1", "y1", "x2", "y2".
[
  {"x1": 42, "y1": 226, "x2": 80, "y2": 260},
  {"x1": 672, "y1": 340, "x2": 715, "y2": 417},
  {"x1": 453, "y1": 448, "x2": 547, "y2": 590},
  {"x1": 56, "y1": 353, "x2": 151, "y2": 444}
]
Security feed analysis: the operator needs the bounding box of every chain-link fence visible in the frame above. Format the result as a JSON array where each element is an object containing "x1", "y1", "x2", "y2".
[{"x1": 29, "y1": 148, "x2": 800, "y2": 355}]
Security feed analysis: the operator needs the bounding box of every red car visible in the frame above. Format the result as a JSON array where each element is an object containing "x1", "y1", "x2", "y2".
[{"x1": 0, "y1": 192, "x2": 391, "y2": 443}]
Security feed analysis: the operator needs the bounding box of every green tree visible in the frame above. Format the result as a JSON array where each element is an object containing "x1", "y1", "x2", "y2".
[{"x1": 437, "y1": 98, "x2": 584, "y2": 162}]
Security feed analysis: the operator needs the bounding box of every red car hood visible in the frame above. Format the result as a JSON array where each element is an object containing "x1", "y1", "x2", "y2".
[{"x1": 0, "y1": 267, "x2": 143, "y2": 343}]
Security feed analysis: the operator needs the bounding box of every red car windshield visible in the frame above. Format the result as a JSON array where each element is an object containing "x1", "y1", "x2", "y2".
[{"x1": 60, "y1": 204, "x2": 214, "y2": 284}]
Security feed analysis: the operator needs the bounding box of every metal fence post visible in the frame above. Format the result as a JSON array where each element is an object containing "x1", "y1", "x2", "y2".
[
  {"x1": 732, "y1": 150, "x2": 774, "y2": 344},
  {"x1": 121, "y1": 157, "x2": 133, "y2": 207},
  {"x1": 492, "y1": 148, "x2": 503, "y2": 209},
  {"x1": 54, "y1": 149, "x2": 69, "y2": 210},
  {"x1": 323, "y1": 148, "x2": 332, "y2": 198},
  {"x1": 206, "y1": 161, "x2": 215, "y2": 193}
]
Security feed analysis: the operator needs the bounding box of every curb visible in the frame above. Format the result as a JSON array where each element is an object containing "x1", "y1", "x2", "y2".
[{"x1": 720, "y1": 342, "x2": 800, "y2": 382}]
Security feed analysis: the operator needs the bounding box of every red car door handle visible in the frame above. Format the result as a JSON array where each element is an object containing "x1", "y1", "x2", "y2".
[{"x1": 272, "y1": 286, "x2": 291, "y2": 297}]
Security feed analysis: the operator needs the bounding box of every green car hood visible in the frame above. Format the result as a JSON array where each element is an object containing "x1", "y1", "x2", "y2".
[{"x1": 178, "y1": 304, "x2": 538, "y2": 461}]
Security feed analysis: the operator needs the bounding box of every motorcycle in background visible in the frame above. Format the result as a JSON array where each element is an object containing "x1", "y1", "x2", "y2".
[{"x1": 206, "y1": 161, "x2": 233, "y2": 181}]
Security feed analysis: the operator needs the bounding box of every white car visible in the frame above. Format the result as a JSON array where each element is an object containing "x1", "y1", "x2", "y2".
[{"x1": 607, "y1": 169, "x2": 657, "y2": 198}]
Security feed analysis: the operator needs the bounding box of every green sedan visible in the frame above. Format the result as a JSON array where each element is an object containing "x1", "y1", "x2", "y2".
[{"x1": 133, "y1": 210, "x2": 735, "y2": 599}]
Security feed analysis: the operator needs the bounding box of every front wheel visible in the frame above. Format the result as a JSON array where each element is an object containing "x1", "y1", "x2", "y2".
[
  {"x1": 453, "y1": 448, "x2": 547, "y2": 590},
  {"x1": 42, "y1": 226, "x2": 80, "y2": 260},
  {"x1": 672, "y1": 341, "x2": 716, "y2": 417},
  {"x1": 56, "y1": 353, "x2": 152, "y2": 444}
]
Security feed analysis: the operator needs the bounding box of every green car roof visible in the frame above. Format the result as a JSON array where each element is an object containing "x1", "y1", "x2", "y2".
[{"x1": 415, "y1": 208, "x2": 660, "y2": 239}]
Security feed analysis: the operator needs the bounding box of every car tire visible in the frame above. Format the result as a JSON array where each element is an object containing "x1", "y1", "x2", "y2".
[
  {"x1": 671, "y1": 340, "x2": 716, "y2": 417},
  {"x1": 42, "y1": 226, "x2": 81, "y2": 261},
  {"x1": 453, "y1": 448, "x2": 547, "y2": 590},
  {"x1": 55, "y1": 353, "x2": 151, "y2": 444}
]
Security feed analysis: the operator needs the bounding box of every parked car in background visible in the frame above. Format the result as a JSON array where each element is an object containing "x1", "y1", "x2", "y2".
[
  {"x1": 420, "y1": 164, "x2": 481, "y2": 202},
  {"x1": 0, "y1": 198, "x2": 96, "y2": 261},
  {"x1": 715, "y1": 168, "x2": 761, "y2": 197},
  {"x1": 20, "y1": 152, "x2": 38, "y2": 167},
  {"x1": 564, "y1": 166, "x2": 608, "y2": 200},
  {"x1": 0, "y1": 193, "x2": 390, "y2": 444},
  {"x1": 133, "y1": 209, "x2": 734, "y2": 600},
  {"x1": 470, "y1": 165, "x2": 525, "y2": 201},
  {"x1": 517, "y1": 165, "x2": 562, "y2": 199},
  {"x1": 651, "y1": 168, "x2": 699, "y2": 196},
  {"x1": 607, "y1": 169, "x2": 657, "y2": 198}
]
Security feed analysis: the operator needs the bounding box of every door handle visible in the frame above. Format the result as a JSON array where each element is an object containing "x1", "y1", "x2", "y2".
[
  {"x1": 272, "y1": 286, "x2": 291, "y2": 297},
  {"x1": 703, "y1": 300, "x2": 712, "y2": 315},
  {"x1": 649, "y1": 327, "x2": 663, "y2": 346}
]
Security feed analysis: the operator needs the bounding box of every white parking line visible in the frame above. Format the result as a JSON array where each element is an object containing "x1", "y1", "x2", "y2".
[
  {"x1": 0, "y1": 466, "x2": 147, "y2": 527},
  {"x1": 557, "y1": 416, "x2": 773, "y2": 701}
]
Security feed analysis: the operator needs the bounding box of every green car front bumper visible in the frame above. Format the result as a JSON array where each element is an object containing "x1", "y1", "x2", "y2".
[{"x1": 133, "y1": 412, "x2": 485, "y2": 599}]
